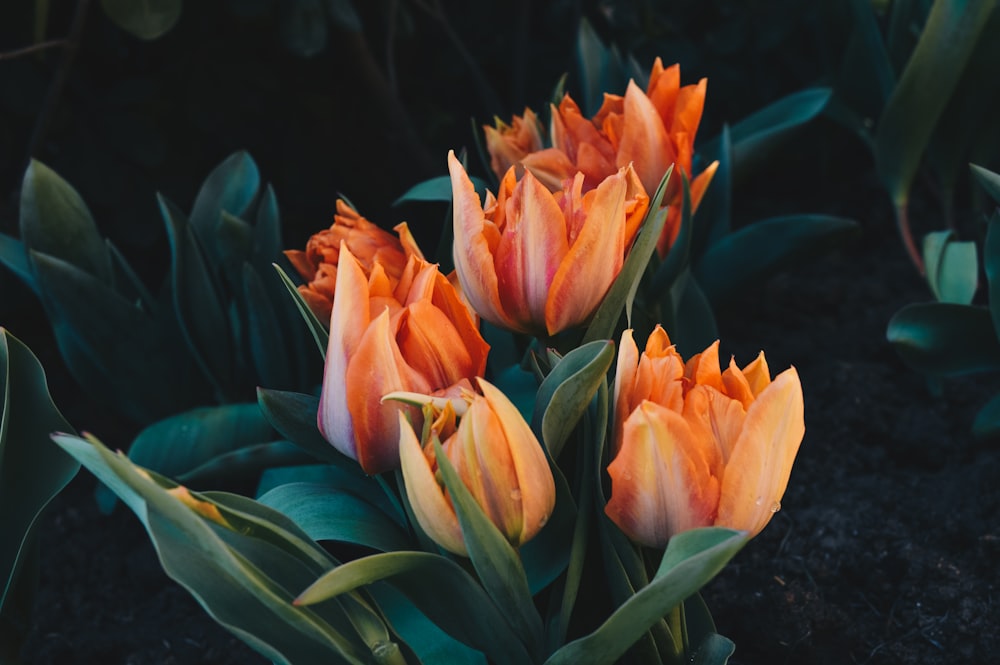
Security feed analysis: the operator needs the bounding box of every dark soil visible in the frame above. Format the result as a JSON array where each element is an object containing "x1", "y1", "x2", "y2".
[{"x1": 16, "y1": 217, "x2": 999, "y2": 665}]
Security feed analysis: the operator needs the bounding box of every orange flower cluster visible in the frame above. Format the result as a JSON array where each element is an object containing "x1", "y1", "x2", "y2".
[
  {"x1": 284, "y1": 199, "x2": 424, "y2": 324},
  {"x1": 606, "y1": 326, "x2": 804, "y2": 547},
  {"x1": 485, "y1": 59, "x2": 718, "y2": 255}
]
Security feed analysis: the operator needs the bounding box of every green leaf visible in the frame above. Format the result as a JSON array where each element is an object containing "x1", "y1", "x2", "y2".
[
  {"x1": 161, "y1": 194, "x2": 234, "y2": 398},
  {"x1": 394, "y1": 175, "x2": 489, "y2": 205},
  {"x1": 887, "y1": 302, "x2": 1000, "y2": 375},
  {"x1": 0, "y1": 233, "x2": 37, "y2": 295},
  {"x1": 178, "y1": 441, "x2": 315, "y2": 486},
  {"x1": 29, "y1": 250, "x2": 198, "y2": 423},
  {"x1": 127, "y1": 403, "x2": 275, "y2": 480},
  {"x1": 923, "y1": 231, "x2": 977, "y2": 304},
  {"x1": 492, "y1": 364, "x2": 538, "y2": 425},
  {"x1": 690, "y1": 633, "x2": 735, "y2": 665},
  {"x1": 242, "y1": 263, "x2": 294, "y2": 389},
  {"x1": 583, "y1": 167, "x2": 672, "y2": 344},
  {"x1": 0, "y1": 331, "x2": 79, "y2": 613},
  {"x1": 699, "y1": 89, "x2": 832, "y2": 177},
  {"x1": 189, "y1": 151, "x2": 261, "y2": 248},
  {"x1": 652, "y1": 171, "x2": 693, "y2": 294},
  {"x1": 972, "y1": 391, "x2": 1000, "y2": 439},
  {"x1": 972, "y1": 163, "x2": 1000, "y2": 204},
  {"x1": 431, "y1": 438, "x2": 544, "y2": 659},
  {"x1": 669, "y1": 272, "x2": 719, "y2": 358},
  {"x1": 326, "y1": 0, "x2": 362, "y2": 32},
  {"x1": 53, "y1": 433, "x2": 381, "y2": 665},
  {"x1": 694, "y1": 215, "x2": 860, "y2": 306},
  {"x1": 532, "y1": 340, "x2": 615, "y2": 459},
  {"x1": 692, "y1": 124, "x2": 732, "y2": 256},
  {"x1": 255, "y1": 184, "x2": 283, "y2": 267},
  {"x1": 545, "y1": 528, "x2": 747, "y2": 665},
  {"x1": 847, "y1": 0, "x2": 896, "y2": 104},
  {"x1": 296, "y1": 551, "x2": 532, "y2": 665},
  {"x1": 985, "y1": 211, "x2": 1000, "y2": 340},
  {"x1": 106, "y1": 239, "x2": 156, "y2": 313},
  {"x1": 100, "y1": 0, "x2": 182, "y2": 40},
  {"x1": 258, "y1": 483, "x2": 410, "y2": 552},
  {"x1": 275, "y1": 262, "x2": 329, "y2": 357},
  {"x1": 19, "y1": 160, "x2": 111, "y2": 284},
  {"x1": 281, "y1": 0, "x2": 328, "y2": 58},
  {"x1": 874, "y1": 0, "x2": 997, "y2": 206},
  {"x1": 256, "y1": 388, "x2": 347, "y2": 464}
]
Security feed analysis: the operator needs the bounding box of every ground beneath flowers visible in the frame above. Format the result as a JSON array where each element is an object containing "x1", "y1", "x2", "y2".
[{"x1": 17, "y1": 208, "x2": 998, "y2": 665}]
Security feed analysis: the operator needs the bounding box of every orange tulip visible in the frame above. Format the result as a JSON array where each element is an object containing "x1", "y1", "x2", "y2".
[
  {"x1": 285, "y1": 199, "x2": 424, "y2": 323},
  {"x1": 606, "y1": 326, "x2": 804, "y2": 547},
  {"x1": 489, "y1": 59, "x2": 717, "y2": 257},
  {"x1": 448, "y1": 150, "x2": 649, "y2": 336},
  {"x1": 318, "y1": 245, "x2": 489, "y2": 475},
  {"x1": 396, "y1": 378, "x2": 556, "y2": 556},
  {"x1": 483, "y1": 108, "x2": 545, "y2": 179}
]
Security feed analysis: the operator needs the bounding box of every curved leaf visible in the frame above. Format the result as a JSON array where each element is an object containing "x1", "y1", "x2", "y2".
[
  {"x1": 178, "y1": 441, "x2": 314, "y2": 486},
  {"x1": 0, "y1": 234, "x2": 36, "y2": 294},
  {"x1": 394, "y1": 175, "x2": 488, "y2": 205},
  {"x1": 545, "y1": 528, "x2": 746, "y2": 665},
  {"x1": 101, "y1": 0, "x2": 182, "y2": 40},
  {"x1": 19, "y1": 160, "x2": 111, "y2": 284},
  {"x1": 189, "y1": 151, "x2": 261, "y2": 246},
  {"x1": 256, "y1": 388, "x2": 349, "y2": 465},
  {"x1": 533, "y1": 340, "x2": 615, "y2": 459},
  {"x1": 258, "y1": 482, "x2": 410, "y2": 552},
  {"x1": 972, "y1": 163, "x2": 1000, "y2": 205},
  {"x1": 296, "y1": 551, "x2": 532, "y2": 665},
  {"x1": 694, "y1": 215, "x2": 860, "y2": 306},
  {"x1": 972, "y1": 391, "x2": 1000, "y2": 439},
  {"x1": 887, "y1": 302, "x2": 1000, "y2": 375},
  {"x1": 274, "y1": 263, "x2": 329, "y2": 356},
  {"x1": 985, "y1": 212, "x2": 1000, "y2": 339},
  {"x1": 242, "y1": 263, "x2": 294, "y2": 389},
  {"x1": 922, "y1": 231, "x2": 977, "y2": 304}
]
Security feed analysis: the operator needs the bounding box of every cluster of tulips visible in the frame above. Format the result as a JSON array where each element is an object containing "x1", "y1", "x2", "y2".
[{"x1": 285, "y1": 57, "x2": 804, "y2": 556}]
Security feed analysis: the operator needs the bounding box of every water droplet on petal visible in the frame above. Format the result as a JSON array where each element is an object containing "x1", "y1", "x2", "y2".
[
  {"x1": 509, "y1": 488, "x2": 522, "y2": 502},
  {"x1": 770, "y1": 501, "x2": 781, "y2": 514},
  {"x1": 754, "y1": 496, "x2": 764, "y2": 507}
]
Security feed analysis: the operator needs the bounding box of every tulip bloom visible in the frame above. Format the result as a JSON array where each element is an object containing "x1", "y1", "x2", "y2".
[
  {"x1": 489, "y1": 59, "x2": 717, "y2": 256},
  {"x1": 606, "y1": 326, "x2": 804, "y2": 547},
  {"x1": 483, "y1": 108, "x2": 545, "y2": 179},
  {"x1": 397, "y1": 378, "x2": 556, "y2": 556},
  {"x1": 285, "y1": 199, "x2": 424, "y2": 323},
  {"x1": 449, "y1": 150, "x2": 649, "y2": 336},
  {"x1": 318, "y1": 245, "x2": 489, "y2": 475}
]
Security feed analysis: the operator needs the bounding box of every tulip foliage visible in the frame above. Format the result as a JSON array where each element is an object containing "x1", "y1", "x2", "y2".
[{"x1": 9, "y1": 23, "x2": 828, "y2": 665}]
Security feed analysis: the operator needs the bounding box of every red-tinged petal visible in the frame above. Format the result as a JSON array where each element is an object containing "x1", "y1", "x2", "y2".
[
  {"x1": 429, "y1": 272, "x2": 490, "y2": 376},
  {"x1": 397, "y1": 299, "x2": 480, "y2": 389},
  {"x1": 682, "y1": 384, "x2": 744, "y2": 472},
  {"x1": 673, "y1": 79, "x2": 708, "y2": 139},
  {"x1": 297, "y1": 285, "x2": 333, "y2": 324},
  {"x1": 576, "y1": 142, "x2": 618, "y2": 191},
  {"x1": 689, "y1": 160, "x2": 719, "y2": 214},
  {"x1": 621, "y1": 165, "x2": 650, "y2": 248},
  {"x1": 284, "y1": 249, "x2": 316, "y2": 280},
  {"x1": 494, "y1": 170, "x2": 569, "y2": 332},
  {"x1": 618, "y1": 80, "x2": 674, "y2": 195},
  {"x1": 646, "y1": 60, "x2": 681, "y2": 127},
  {"x1": 478, "y1": 379, "x2": 555, "y2": 545},
  {"x1": 545, "y1": 168, "x2": 627, "y2": 334},
  {"x1": 716, "y1": 367, "x2": 804, "y2": 537},
  {"x1": 606, "y1": 401, "x2": 720, "y2": 547},
  {"x1": 318, "y1": 247, "x2": 371, "y2": 460},
  {"x1": 448, "y1": 151, "x2": 511, "y2": 329},
  {"x1": 346, "y1": 308, "x2": 433, "y2": 474},
  {"x1": 397, "y1": 412, "x2": 466, "y2": 555}
]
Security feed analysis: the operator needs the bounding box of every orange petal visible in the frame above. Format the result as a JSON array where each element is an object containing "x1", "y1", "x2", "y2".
[
  {"x1": 606, "y1": 401, "x2": 720, "y2": 547},
  {"x1": 618, "y1": 80, "x2": 674, "y2": 195},
  {"x1": 741, "y1": 351, "x2": 772, "y2": 397},
  {"x1": 716, "y1": 367, "x2": 804, "y2": 537},
  {"x1": 396, "y1": 299, "x2": 479, "y2": 389},
  {"x1": 612, "y1": 329, "x2": 641, "y2": 457},
  {"x1": 521, "y1": 148, "x2": 577, "y2": 192},
  {"x1": 681, "y1": 384, "x2": 744, "y2": 471},
  {"x1": 397, "y1": 412, "x2": 466, "y2": 555},
  {"x1": 673, "y1": 78, "x2": 708, "y2": 139},
  {"x1": 689, "y1": 160, "x2": 719, "y2": 214},
  {"x1": 545, "y1": 167, "x2": 627, "y2": 334},
  {"x1": 318, "y1": 246, "x2": 371, "y2": 460},
  {"x1": 685, "y1": 340, "x2": 725, "y2": 393},
  {"x1": 448, "y1": 151, "x2": 510, "y2": 329},
  {"x1": 494, "y1": 169, "x2": 569, "y2": 332}
]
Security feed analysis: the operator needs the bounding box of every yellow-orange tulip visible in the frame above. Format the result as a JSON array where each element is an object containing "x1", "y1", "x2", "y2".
[
  {"x1": 285, "y1": 199, "x2": 424, "y2": 323},
  {"x1": 397, "y1": 378, "x2": 556, "y2": 556},
  {"x1": 491, "y1": 59, "x2": 717, "y2": 257},
  {"x1": 483, "y1": 108, "x2": 545, "y2": 179},
  {"x1": 318, "y1": 245, "x2": 488, "y2": 475},
  {"x1": 448, "y1": 150, "x2": 649, "y2": 336},
  {"x1": 606, "y1": 326, "x2": 804, "y2": 547}
]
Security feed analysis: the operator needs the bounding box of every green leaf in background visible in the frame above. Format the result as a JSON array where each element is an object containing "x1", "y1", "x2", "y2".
[
  {"x1": 296, "y1": 551, "x2": 532, "y2": 665},
  {"x1": 583, "y1": 166, "x2": 671, "y2": 344},
  {"x1": 255, "y1": 184, "x2": 283, "y2": 267},
  {"x1": 393, "y1": 175, "x2": 488, "y2": 205},
  {"x1": 19, "y1": 160, "x2": 111, "y2": 284},
  {"x1": 544, "y1": 528, "x2": 746, "y2": 665},
  {"x1": 0, "y1": 330, "x2": 79, "y2": 633},
  {"x1": 532, "y1": 340, "x2": 614, "y2": 460},
  {"x1": 699, "y1": 89, "x2": 832, "y2": 177},
  {"x1": 53, "y1": 433, "x2": 386, "y2": 665},
  {"x1": 692, "y1": 124, "x2": 732, "y2": 257},
  {"x1": 690, "y1": 633, "x2": 735, "y2": 665},
  {"x1": 29, "y1": 250, "x2": 199, "y2": 423},
  {"x1": 985, "y1": 211, "x2": 1000, "y2": 341},
  {"x1": 275, "y1": 263, "x2": 329, "y2": 357},
  {"x1": 326, "y1": 0, "x2": 363, "y2": 32},
  {"x1": 575, "y1": 18, "x2": 645, "y2": 116},
  {"x1": 161, "y1": 194, "x2": 235, "y2": 399},
  {"x1": 492, "y1": 364, "x2": 538, "y2": 425},
  {"x1": 972, "y1": 391, "x2": 1000, "y2": 439},
  {"x1": 106, "y1": 239, "x2": 156, "y2": 313},
  {"x1": 189, "y1": 151, "x2": 261, "y2": 250},
  {"x1": 847, "y1": 0, "x2": 896, "y2": 105},
  {"x1": 694, "y1": 215, "x2": 860, "y2": 306},
  {"x1": 922, "y1": 231, "x2": 977, "y2": 304},
  {"x1": 0, "y1": 233, "x2": 37, "y2": 295},
  {"x1": 874, "y1": 0, "x2": 997, "y2": 208},
  {"x1": 101, "y1": 0, "x2": 183, "y2": 40},
  {"x1": 242, "y1": 263, "x2": 295, "y2": 389},
  {"x1": 178, "y1": 441, "x2": 314, "y2": 486},
  {"x1": 667, "y1": 271, "x2": 719, "y2": 358},
  {"x1": 127, "y1": 403, "x2": 275, "y2": 480},
  {"x1": 256, "y1": 388, "x2": 349, "y2": 465},
  {"x1": 258, "y1": 483, "x2": 410, "y2": 552},
  {"x1": 973, "y1": 163, "x2": 1000, "y2": 204},
  {"x1": 887, "y1": 302, "x2": 1000, "y2": 375},
  {"x1": 431, "y1": 438, "x2": 544, "y2": 660},
  {"x1": 281, "y1": 0, "x2": 328, "y2": 58}
]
